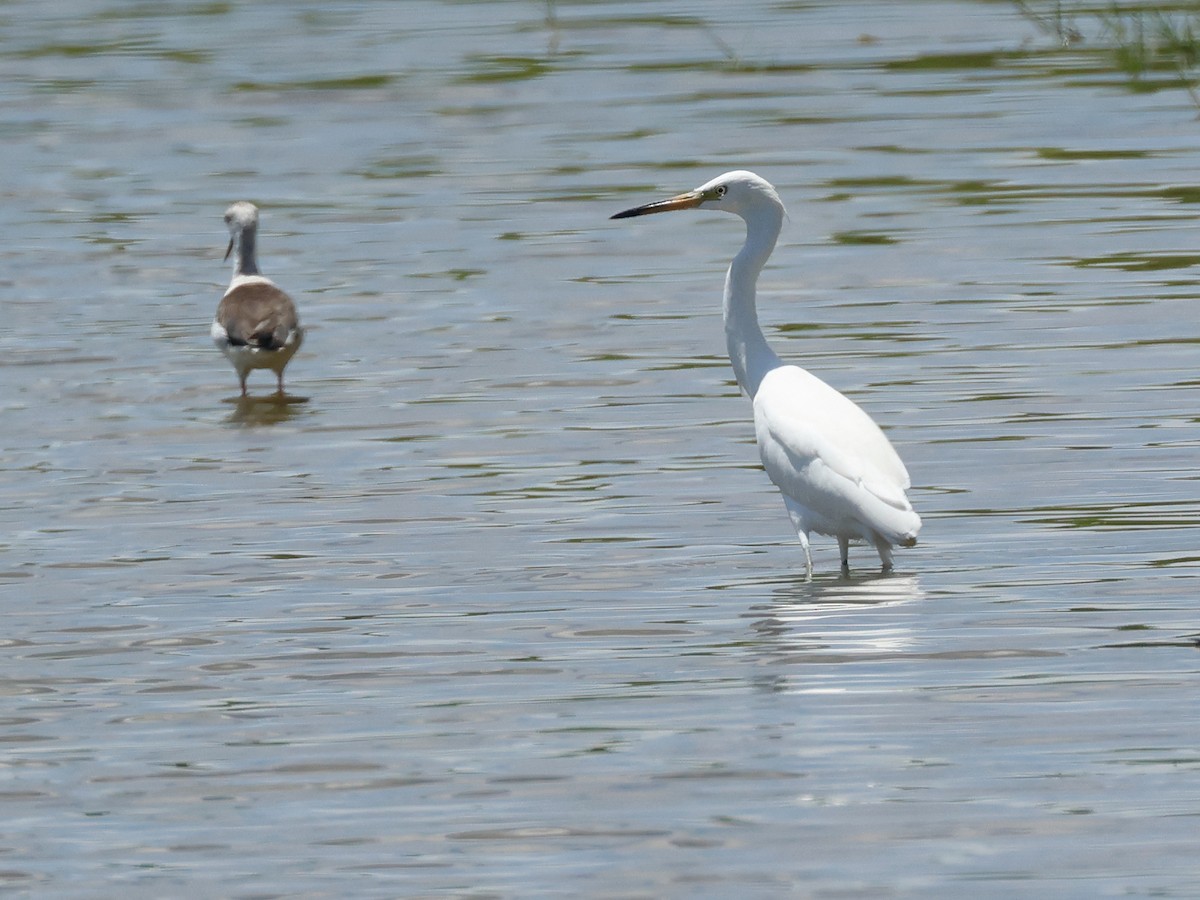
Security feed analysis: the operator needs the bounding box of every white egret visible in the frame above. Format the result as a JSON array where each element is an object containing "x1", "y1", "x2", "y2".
[
  {"x1": 212, "y1": 202, "x2": 304, "y2": 396},
  {"x1": 611, "y1": 171, "x2": 920, "y2": 576}
]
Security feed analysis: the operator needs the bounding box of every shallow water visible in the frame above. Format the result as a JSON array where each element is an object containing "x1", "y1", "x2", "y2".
[{"x1": 3, "y1": 0, "x2": 1200, "y2": 895}]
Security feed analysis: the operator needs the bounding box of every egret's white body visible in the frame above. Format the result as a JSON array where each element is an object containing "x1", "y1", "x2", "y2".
[
  {"x1": 612, "y1": 171, "x2": 920, "y2": 577},
  {"x1": 212, "y1": 202, "x2": 303, "y2": 396}
]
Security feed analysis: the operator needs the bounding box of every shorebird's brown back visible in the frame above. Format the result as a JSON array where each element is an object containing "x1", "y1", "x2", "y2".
[{"x1": 216, "y1": 281, "x2": 299, "y2": 350}]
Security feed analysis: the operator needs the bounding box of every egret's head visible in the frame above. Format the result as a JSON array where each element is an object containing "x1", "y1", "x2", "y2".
[
  {"x1": 611, "y1": 170, "x2": 785, "y2": 221},
  {"x1": 224, "y1": 201, "x2": 259, "y2": 260}
]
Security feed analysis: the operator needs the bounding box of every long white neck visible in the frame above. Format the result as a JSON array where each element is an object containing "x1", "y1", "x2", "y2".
[
  {"x1": 230, "y1": 226, "x2": 260, "y2": 278},
  {"x1": 724, "y1": 204, "x2": 784, "y2": 399}
]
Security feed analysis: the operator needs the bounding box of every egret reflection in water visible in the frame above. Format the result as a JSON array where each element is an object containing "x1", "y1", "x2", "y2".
[{"x1": 752, "y1": 573, "x2": 926, "y2": 662}]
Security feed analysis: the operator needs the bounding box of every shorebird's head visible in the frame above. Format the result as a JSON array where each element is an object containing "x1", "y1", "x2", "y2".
[{"x1": 224, "y1": 201, "x2": 260, "y2": 261}]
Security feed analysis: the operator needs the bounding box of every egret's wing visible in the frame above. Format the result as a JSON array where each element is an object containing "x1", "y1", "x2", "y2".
[{"x1": 753, "y1": 366, "x2": 917, "y2": 535}]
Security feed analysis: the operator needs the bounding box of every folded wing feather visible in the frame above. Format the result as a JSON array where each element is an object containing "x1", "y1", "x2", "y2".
[{"x1": 752, "y1": 365, "x2": 919, "y2": 542}]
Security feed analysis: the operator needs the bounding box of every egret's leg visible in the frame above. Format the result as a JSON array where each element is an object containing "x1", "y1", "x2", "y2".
[
  {"x1": 781, "y1": 497, "x2": 813, "y2": 580},
  {"x1": 874, "y1": 537, "x2": 895, "y2": 573},
  {"x1": 797, "y1": 531, "x2": 813, "y2": 581},
  {"x1": 838, "y1": 535, "x2": 850, "y2": 571}
]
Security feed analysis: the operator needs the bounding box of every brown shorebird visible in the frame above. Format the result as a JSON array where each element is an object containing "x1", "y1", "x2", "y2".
[{"x1": 211, "y1": 202, "x2": 303, "y2": 396}]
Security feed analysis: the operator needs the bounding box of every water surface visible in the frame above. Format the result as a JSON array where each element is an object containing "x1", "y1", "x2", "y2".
[{"x1": 2, "y1": 0, "x2": 1200, "y2": 896}]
